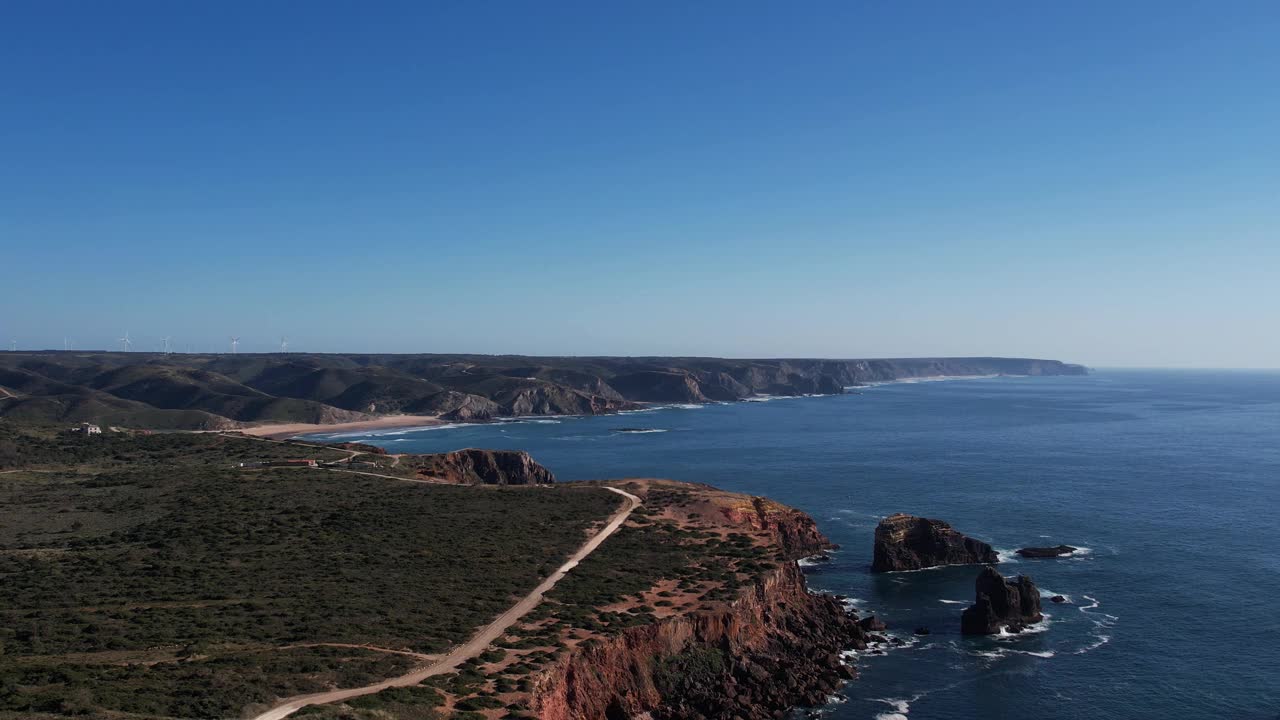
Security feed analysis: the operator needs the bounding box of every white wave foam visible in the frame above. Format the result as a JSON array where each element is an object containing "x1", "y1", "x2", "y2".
[
  {"x1": 1038, "y1": 589, "x2": 1071, "y2": 603},
  {"x1": 614, "y1": 428, "x2": 668, "y2": 434},
  {"x1": 879, "y1": 562, "x2": 951, "y2": 574},
  {"x1": 856, "y1": 374, "x2": 1000, "y2": 390},
  {"x1": 994, "y1": 548, "x2": 1021, "y2": 564},
  {"x1": 797, "y1": 555, "x2": 829, "y2": 567},
  {"x1": 839, "y1": 597, "x2": 866, "y2": 611},
  {"x1": 993, "y1": 613, "x2": 1051, "y2": 640},
  {"x1": 1074, "y1": 634, "x2": 1111, "y2": 655},
  {"x1": 1079, "y1": 595, "x2": 1119, "y2": 622},
  {"x1": 974, "y1": 648, "x2": 1056, "y2": 659},
  {"x1": 873, "y1": 698, "x2": 912, "y2": 719},
  {"x1": 314, "y1": 423, "x2": 465, "y2": 439},
  {"x1": 939, "y1": 599, "x2": 967, "y2": 605}
]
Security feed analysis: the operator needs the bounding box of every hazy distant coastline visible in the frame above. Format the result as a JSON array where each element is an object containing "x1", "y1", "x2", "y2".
[{"x1": 0, "y1": 353, "x2": 1086, "y2": 432}]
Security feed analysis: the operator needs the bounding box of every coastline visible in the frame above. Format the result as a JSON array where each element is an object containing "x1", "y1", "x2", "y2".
[
  {"x1": 239, "y1": 414, "x2": 443, "y2": 440},
  {"x1": 271, "y1": 373, "x2": 1032, "y2": 440}
]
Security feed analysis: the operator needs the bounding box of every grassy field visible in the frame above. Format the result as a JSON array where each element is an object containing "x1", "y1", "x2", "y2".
[{"x1": 0, "y1": 424, "x2": 621, "y2": 719}]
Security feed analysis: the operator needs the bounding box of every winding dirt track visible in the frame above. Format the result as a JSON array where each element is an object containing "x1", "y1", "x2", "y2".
[{"x1": 250, "y1": 485, "x2": 640, "y2": 720}]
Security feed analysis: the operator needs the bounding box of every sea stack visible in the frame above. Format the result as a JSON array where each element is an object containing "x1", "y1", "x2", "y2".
[
  {"x1": 960, "y1": 566, "x2": 1044, "y2": 635},
  {"x1": 871, "y1": 513, "x2": 999, "y2": 572}
]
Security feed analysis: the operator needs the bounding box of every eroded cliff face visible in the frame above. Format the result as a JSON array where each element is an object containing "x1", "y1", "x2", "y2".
[
  {"x1": 719, "y1": 496, "x2": 836, "y2": 559},
  {"x1": 405, "y1": 448, "x2": 556, "y2": 485},
  {"x1": 529, "y1": 483, "x2": 865, "y2": 720},
  {"x1": 531, "y1": 563, "x2": 863, "y2": 720}
]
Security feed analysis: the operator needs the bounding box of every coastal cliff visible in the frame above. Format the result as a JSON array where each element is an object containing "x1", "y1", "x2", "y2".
[
  {"x1": 404, "y1": 448, "x2": 556, "y2": 485},
  {"x1": 0, "y1": 353, "x2": 1086, "y2": 430},
  {"x1": 531, "y1": 563, "x2": 862, "y2": 720},
  {"x1": 524, "y1": 481, "x2": 867, "y2": 720},
  {"x1": 720, "y1": 495, "x2": 836, "y2": 559}
]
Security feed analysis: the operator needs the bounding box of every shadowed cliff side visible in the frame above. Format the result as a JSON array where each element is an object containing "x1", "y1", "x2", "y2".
[
  {"x1": 960, "y1": 566, "x2": 1044, "y2": 635},
  {"x1": 403, "y1": 449, "x2": 556, "y2": 485},
  {"x1": 872, "y1": 513, "x2": 998, "y2": 572}
]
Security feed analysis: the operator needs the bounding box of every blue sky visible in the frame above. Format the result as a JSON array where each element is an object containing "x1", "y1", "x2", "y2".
[{"x1": 2, "y1": 2, "x2": 1277, "y2": 366}]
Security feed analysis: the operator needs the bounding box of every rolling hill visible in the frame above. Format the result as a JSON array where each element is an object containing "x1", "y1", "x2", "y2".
[{"x1": 0, "y1": 352, "x2": 1087, "y2": 430}]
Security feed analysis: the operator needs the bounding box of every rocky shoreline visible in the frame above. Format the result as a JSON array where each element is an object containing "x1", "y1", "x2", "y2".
[
  {"x1": 532, "y1": 563, "x2": 865, "y2": 720},
  {"x1": 525, "y1": 481, "x2": 871, "y2": 720}
]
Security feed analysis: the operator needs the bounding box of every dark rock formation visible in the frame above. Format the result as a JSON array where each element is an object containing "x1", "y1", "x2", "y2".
[
  {"x1": 608, "y1": 370, "x2": 708, "y2": 403},
  {"x1": 913, "y1": 627, "x2": 931, "y2": 635},
  {"x1": 1016, "y1": 545, "x2": 1078, "y2": 558},
  {"x1": 858, "y1": 616, "x2": 887, "y2": 632},
  {"x1": 960, "y1": 566, "x2": 1044, "y2": 635},
  {"x1": 1050, "y1": 595, "x2": 1068, "y2": 604},
  {"x1": 404, "y1": 449, "x2": 555, "y2": 485},
  {"x1": 871, "y1": 513, "x2": 998, "y2": 572}
]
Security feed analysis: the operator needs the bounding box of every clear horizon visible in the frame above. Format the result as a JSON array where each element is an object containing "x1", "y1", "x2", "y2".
[{"x1": 4, "y1": 3, "x2": 1278, "y2": 368}]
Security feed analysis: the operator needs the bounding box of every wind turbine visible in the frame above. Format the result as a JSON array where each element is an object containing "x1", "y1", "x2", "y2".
[
  {"x1": 119, "y1": 331, "x2": 132, "y2": 352},
  {"x1": 8, "y1": 340, "x2": 14, "y2": 352},
  {"x1": 162, "y1": 336, "x2": 172, "y2": 355},
  {"x1": 280, "y1": 336, "x2": 288, "y2": 353},
  {"x1": 230, "y1": 336, "x2": 240, "y2": 354}
]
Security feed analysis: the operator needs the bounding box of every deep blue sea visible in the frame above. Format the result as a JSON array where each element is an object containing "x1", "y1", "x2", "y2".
[{"x1": 305, "y1": 370, "x2": 1280, "y2": 720}]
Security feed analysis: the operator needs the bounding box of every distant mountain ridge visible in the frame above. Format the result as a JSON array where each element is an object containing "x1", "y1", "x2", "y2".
[{"x1": 0, "y1": 353, "x2": 1087, "y2": 430}]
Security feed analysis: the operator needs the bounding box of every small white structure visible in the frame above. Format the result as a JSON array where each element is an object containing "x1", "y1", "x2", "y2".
[{"x1": 71, "y1": 422, "x2": 102, "y2": 436}]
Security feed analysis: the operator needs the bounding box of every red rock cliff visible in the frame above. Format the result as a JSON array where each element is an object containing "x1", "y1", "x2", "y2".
[
  {"x1": 531, "y1": 557, "x2": 864, "y2": 720},
  {"x1": 719, "y1": 496, "x2": 835, "y2": 559}
]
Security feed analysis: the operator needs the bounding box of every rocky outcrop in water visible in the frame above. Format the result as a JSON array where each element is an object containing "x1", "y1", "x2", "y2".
[
  {"x1": 404, "y1": 449, "x2": 555, "y2": 485},
  {"x1": 871, "y1": 513, "x2": 998, "y2": 572},
  {"x1": 1016, "y1": 544, "x2": 1077, "y2": 558},
  {"x1": 960, "y1": 566, "x2": 1044, "y2": 635}
]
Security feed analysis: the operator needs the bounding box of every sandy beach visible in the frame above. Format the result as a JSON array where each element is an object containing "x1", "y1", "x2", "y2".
[{"x1": 239, "y1": 415, "x2": 443, "y2": 440}]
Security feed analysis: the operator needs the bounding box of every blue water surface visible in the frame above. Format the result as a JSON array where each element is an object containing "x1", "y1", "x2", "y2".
[{"x1": 305, "y1": 370, "x2": 1280, "y2": 720}]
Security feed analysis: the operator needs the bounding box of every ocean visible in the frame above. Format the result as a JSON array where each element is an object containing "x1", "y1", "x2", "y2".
[{"x1": 303, "y1": 369, "x2": 1280, "y2": 720}]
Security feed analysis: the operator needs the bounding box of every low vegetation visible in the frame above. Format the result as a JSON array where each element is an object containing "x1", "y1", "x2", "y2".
[{"x1": 0, "y1": 425, "x2": 621, "y2": 719}]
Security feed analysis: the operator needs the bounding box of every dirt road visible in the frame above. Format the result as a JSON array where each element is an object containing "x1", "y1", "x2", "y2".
[{"x1": 249, "y1": 485, "x2": 640, "y2": 720}]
